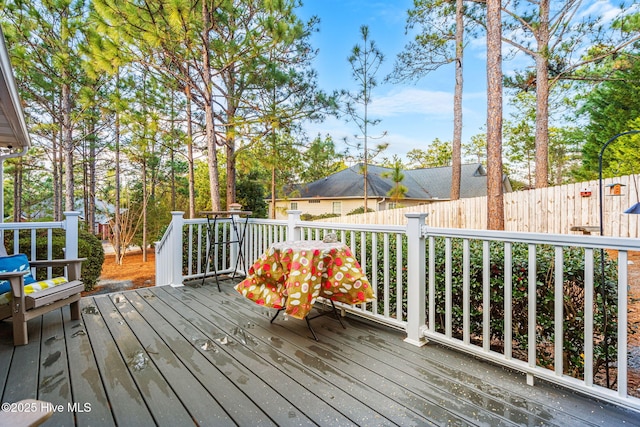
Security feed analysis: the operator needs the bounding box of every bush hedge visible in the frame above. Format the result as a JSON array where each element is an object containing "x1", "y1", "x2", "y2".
[
  {"x1": 8, "y1": 228, "x2": 104, "y2": 291},
  {"x1": 351, "y1": 233, "x2": 618, "y2": 380}
]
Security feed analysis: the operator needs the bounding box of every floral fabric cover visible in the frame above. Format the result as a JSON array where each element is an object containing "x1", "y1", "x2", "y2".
[{"x1": 235, "y1": 240, "x2": 375, "y2": 319}]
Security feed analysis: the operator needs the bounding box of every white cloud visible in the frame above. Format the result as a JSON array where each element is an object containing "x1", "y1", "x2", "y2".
[{"x1": 370, "y1": 88, "x2": 454, "y2": 117}]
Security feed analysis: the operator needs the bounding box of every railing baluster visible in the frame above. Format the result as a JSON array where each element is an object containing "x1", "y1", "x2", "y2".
[
  {"x1": 618, "y1": 249, "x2": 628, "y2": 397},
  {"x1": 445, "y1": 237, "x2": 452, "y2": 338},
  {"x1": 554, "y1": 245, "x2": 564, "y2": 377},
  {"x1": 483, "y1": 240, "x2": 490, "y2": 353},
  {"x1": 463, "y1": 238, "x2": 471, "y2": 345},
  {"x1": 504, "y1": 242, "x2": 512, "y2": 359},
  {"x1": 527, "y1": 243, "x2": 537, "y2": 386},
  {"x1": 584, "y1": 248, "x2": 594, "y2": 387}
]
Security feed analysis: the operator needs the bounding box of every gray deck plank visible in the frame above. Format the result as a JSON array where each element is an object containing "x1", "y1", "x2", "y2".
[
  {"x1": 218, "y1": 282, "x2": 640, "y2": 426},
  {"x1": 0, "y1": 317, "x2": 16, "y2": 398},
  {"x1": 38, "y1": 308, "x2": 74, "y2": 426},
  {"x1": 115, "y1": 290, "x2": 238, "y2": 426},
  {"x1": 0, "y1": 282, "x2": 638, "y2": 426},
  {"x1": 80, "y1": 297, "x2": 156, "y2": 427},
  {"x1": 203, "y1": 285, "x2": 499, "y2": 426},
  {"x1": 61, "y1": 305, "x2": 115, "y2": 427},
  {"x1": 2, "y1": 317, "x2": 42, "y2": 403},
  {"x1": 93, "y1": 295, "x2": 197, "y2": 427},
  {"x1": 135, "y1": 286, "x2": 319, "y2": 426},
  {"x1": 165, "y1": 285, "x2": 424, "y2": 426},
  {"x1": 314, "y1": 311, "x2": 640, "y2": 427}
]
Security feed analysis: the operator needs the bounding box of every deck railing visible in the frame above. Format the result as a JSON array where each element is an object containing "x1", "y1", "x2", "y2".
[
  {"x1": 0, "y1": 211, "x2": 80, "y2": 280},
  {"x1": 155, "y1": 210, "x2": 640, "y2": 411}
]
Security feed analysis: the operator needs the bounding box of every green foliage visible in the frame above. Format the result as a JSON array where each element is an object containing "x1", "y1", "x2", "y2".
[
  {"x1": 300, "y1": 134, "x2": 346, "y2": 183},
  {"x1": 380, "y1": 155, "x2": 408, "y2": 204},
  {"x1": 426, "y1": 238, "x2": 618, "y2": 377},
  {"x1": 7, "y1": 229, "x2": 104, "y2": 291},
  {"x1": 300, "y1": 213, "x2": 340, "y2": 221},
  {"x1": 346, "y1": 206, "x2": 375, "y2": 216},
  {"x1": 577, "y1": 56, "x2": 640, "y2": 180},
  {"x1": 339, "y1": 231, "x2": 619, "y2": 378},
  {"x1": 236, "y1": 170, "x2": 268, "y2": 218},
  {"x1": 406, "y1": 138, "x2": 452, "y2": 168}
]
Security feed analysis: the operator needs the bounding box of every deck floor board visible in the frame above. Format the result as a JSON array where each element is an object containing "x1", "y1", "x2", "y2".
[{"x1": 0, "y1": 281, "x2": 638, "y2": 426}]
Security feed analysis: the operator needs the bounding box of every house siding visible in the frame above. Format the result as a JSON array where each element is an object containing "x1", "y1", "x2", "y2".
[{"x1": 270, "y1": 198, "x2": 429, "y2": 220}]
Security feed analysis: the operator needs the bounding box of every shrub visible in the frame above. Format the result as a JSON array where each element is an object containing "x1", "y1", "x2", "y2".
[
  {"x1": 346, "y1": 206, "x2": 375, "y2": 215},
  {"x1": 300, "y1": 213, "x2": 340, "y2": 221},
  {"x1": 426, "y1": 237, "x2": 618, "y2": 379},
  {"x1": 351, "y1": 233, "x2": 618, "y2": 381},
  {"x1": 9, "y1": 228, "x2": 104, "y2": 291}
]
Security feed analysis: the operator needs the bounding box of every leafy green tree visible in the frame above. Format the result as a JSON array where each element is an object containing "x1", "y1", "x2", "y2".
[
  {"x1": 406, "y1": 138, "x2": 452, "y2": 168},
  {"x1": 463, "y1": 133, "x2": 486, "y2": 165},
  {"x1": 252, "y1": 133, "x2": 302, "y2": 218},
  {"x1": 300, "y1": 134, "x2": 345, "y2": 183},
  {"x1": 1, "y1": 0, "x2": 93, "y2": 217},
  {"x1": 578, "y1": 55, "x2": 640, "y2": 180}
]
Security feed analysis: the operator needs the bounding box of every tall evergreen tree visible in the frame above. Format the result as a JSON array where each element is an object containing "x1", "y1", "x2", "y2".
[
  {"x1": 389, "y1": 0, "x2": 469, "y2": 200},
  {"x1": 469, "y1": 1, "x2": 640, "y2": 188},
  {"x1": 345, "y1": 25, "x2": 386, "y2": 212},
  {"x1": 486, "y1": 0, "x2": 504, "y2": 230}
]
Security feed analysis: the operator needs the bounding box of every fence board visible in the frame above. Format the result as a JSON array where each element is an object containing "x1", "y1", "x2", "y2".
[{"x1": 318, "y1": 174, "x2": 640, "y2": 238}]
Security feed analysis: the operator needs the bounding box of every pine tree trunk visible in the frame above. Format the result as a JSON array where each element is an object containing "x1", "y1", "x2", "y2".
[
  {"x1": 534, "y1": 0, "x2": 550, "y2": 188},
  {"x1": 271, "y1": 164, "x2": 276, "y2": 219},
  {"x1": 451, "y1": 0, "x2": 464, "y2": 200},
  {"x1": 142, "y1": 158, "x2": 148, "y2": 263},
  {"x1": 13, "y1": 158, "x2": 22, "y2": 222},
  {"x1": 114, "y1": 72, "x2": 122, "y2": 265},
  {"x1": 202, "y1": 3, "x2": 220, "y2": 211},
  {"x1": 186, "y1": 86, "x2": 196, "y2": 219},
  {"x1": 486, "y1": 0, "x2": 505, "y2": 230},
  {"x1": 62, "y1": 80, "x2": 74, "y2": 212}
]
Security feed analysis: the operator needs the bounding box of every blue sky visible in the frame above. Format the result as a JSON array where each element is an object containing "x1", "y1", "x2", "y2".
[
  {"x1": 297, "y1": 0, "x2": 490, "y2": 161},
  {"x1": 296, "y1": 0, "x2": 636, "y2": 163}
]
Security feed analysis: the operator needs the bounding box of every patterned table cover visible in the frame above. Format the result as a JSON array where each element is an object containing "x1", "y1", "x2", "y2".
[{"x1": 235, "y1": 240, "x2": 375, "y2": 319}]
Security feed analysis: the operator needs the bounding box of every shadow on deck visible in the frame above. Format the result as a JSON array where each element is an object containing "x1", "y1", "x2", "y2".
[{"x1": 0, "y1": 279, "x2": 639, "y2": 426}]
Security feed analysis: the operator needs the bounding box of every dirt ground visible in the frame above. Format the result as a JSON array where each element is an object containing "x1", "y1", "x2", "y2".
[
  {"x1": 93, "y1": 248, "x2": 156, "y2": 290},
  {"x1": 91, "y1": 246, "x2": 640, "y2": 394}
]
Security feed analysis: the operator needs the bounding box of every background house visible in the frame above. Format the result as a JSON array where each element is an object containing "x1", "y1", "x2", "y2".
[{"x1": 269, "y1": 163, "x2": 511, "y2": 219}]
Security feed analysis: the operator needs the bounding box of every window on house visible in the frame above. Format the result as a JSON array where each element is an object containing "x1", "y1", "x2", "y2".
[
  {"x1": 290, "y1": 202, "x2": 298, "y2": 210},
  {"x1": 388, "y1": 202, "x2": 397, "y2": 209},
  {"x1": 332, "y1": 202, "x2": 341, "y2": 215},
  {"x1": 308, "y1": 200, "x2": 320, "y2": 204}
]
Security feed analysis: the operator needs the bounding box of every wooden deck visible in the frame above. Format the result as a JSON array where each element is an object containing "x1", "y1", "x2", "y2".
[{"x1": 1, "y1": 280, "x2": 639, "y2": 427}]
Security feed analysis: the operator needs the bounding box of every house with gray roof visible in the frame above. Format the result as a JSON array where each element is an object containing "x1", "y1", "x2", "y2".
[{"x1": 269, "y1": 163, "x2": 511, "y2": 219}]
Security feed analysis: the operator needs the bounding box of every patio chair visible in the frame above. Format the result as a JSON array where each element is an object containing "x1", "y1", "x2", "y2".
[{"x1": 0, "y1": 245, "x2": 85, "y2": 345}]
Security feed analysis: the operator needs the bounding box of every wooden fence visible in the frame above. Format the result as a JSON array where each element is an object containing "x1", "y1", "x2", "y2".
[{"x1": 319, "y1": 174, "x2": 640, "y2": 238}]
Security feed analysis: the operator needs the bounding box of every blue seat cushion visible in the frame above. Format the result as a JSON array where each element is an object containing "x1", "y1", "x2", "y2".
[{"x1": 0, "y1": 254, "x2": 36, "y2": 294}]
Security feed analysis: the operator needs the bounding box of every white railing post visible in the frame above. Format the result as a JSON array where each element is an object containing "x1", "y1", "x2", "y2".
[
  {"x1": 63, "y1": 211, "x2": 80, "y2": 259},
  {"x1": 171, "y1": 211, "x2": 185, "y2": 286},
  {"x1": 287, "y1": 210, "x2": 302, "y2": 241},
  {"x1": 404, "y1": 213, "x2": 428, "y2": 346}
]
